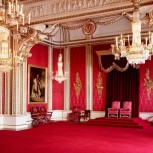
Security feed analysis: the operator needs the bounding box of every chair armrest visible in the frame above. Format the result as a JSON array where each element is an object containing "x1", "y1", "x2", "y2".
[
  {"x1": 47, "y1": 112, "x2": 52, "y2": 114},
  {"x1": 108, "y1": 108, "x2": 118, "y2": 111},
  {"x1": 120, "y1": 108, "x2": 130, "y2": 111}
]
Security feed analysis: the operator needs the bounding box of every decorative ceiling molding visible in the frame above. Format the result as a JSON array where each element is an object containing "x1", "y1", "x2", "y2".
[
  {"x1": 23, "y1": 0, "x2": 153, "y2": 26},
  {"x1": 23, "y1": 0, "x2": 133, "y2": 25}
]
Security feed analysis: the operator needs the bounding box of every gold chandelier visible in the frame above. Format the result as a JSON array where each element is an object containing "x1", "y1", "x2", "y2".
[
  {"x1": 0, "y1": 0, "x2": 31, "y2": 72},
  {"x1": 53, "y1": 27, "x2": 68, "y2": 83},
  {"x1": 111, "y1": 0, "x2": 153, "y2": 67}
]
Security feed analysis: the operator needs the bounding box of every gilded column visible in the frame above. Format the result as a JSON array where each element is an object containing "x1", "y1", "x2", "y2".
[
  {"x1": 47, "y1": 45, "x2": 53, "y2": 111},
  {"x1": 5, "y1": 72, "x2": 11, "y2": 115},
  {"x1": 64, "y1": 46, "x2": 70, "y2": 110},
  {"x1": 21, "y1": 62, "x2": 27, "y2": 114},
  {"x1": 12, "y1": 68, "x2": 20, "y2": 115},
  {"x1": 0, "y1": 73, "x2": 2, "y2": 115},
  {"x1": 86, "y1": 44, "x2": 93, "y2": 110}
]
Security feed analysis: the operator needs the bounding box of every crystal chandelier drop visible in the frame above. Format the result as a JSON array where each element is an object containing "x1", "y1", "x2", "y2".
[
  {"x1": 53, "y1": 53, "x2": 68, "y2": 83},
  {"x1": 111, "y1": 0, "x2": 153, "y2": 67},
  {"x1": 0, "y1": 0, "x2": 31, "y2": 72},
  {"x1": 53, "y1": 27, "x2": 68, "y2": 83}
]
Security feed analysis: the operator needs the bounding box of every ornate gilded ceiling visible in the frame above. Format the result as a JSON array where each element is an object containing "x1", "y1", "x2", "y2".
[{"x1": 21, "y1": 0, "x2": 153, "y2": 46}]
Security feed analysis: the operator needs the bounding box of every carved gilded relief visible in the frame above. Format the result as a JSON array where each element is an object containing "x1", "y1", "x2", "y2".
[
  {"x1": 27, "y1": 0, "x2": 127, "y2": 20},
  {"x1": 149, "y1": 10, "x2": 153, "y2": 27},
  {"x1": 82, "y1": 20, "x2": 96, "y2": 35},
  {"x1": 96, "y1": 72, "x2": 103, "y2": 98},
  {"x1": 74, "y1": 72, "x2": 82, "y2": 99},
  {"x1": 144, "y1": 68, "x2": 153, "y2": 100}
]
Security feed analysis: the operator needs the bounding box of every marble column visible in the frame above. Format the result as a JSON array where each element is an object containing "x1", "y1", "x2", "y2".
[
  {"x1": 86, "y1": 44, "x2": 93, "y2": 110},
  {"x1": 47, "y1": 45, "x2": 53, "y2": 111},
  {"x1": 64, "y1": 46, "x2": 70, "y2": 111}
]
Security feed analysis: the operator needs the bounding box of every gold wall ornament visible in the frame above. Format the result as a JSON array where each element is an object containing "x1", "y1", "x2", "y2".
[
  {"x1": 144, "y1": 68, "x2": 153, "y2": 100},
  {"x1": 74, "y1": 72, "x2": 82, "y2": 100},
  {"x1": 96, "y1": 72, "x2": 103, "y2": 98},
  {"x1": 82, "y1": 20, "x2": 96, "y2": 35}
]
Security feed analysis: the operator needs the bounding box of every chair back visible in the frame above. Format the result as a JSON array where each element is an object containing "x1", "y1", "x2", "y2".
[
  {"x1": 112, "y1": 101, "x2": 120, "y2": 109},
  {"x1": 84, "y1": 110, "x2": 91, "y2": 118},
  {"x1": 40, "y1": 106, "x2": 47, "y2": 115},
  {"x1": 72, "y1": 106, "x2": 81, "y2": 113},
  {"x1": 123, "y1": 101, "x2": 132, "y2": 110},
  {"x1": 30, "y1": 107, "x2": 39, "y2": 114},
  {"x1": 30, "y1": 107, "x2": 40, "y2": 119}
]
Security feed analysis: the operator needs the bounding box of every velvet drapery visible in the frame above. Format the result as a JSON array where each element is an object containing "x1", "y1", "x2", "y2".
[{"x1": 105, "y1": 66, "x2": 139, "y2": 117}]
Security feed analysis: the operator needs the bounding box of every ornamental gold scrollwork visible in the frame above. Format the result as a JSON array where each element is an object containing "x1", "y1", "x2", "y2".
[
  {"x1": 144, "y1": 68, "x2": 153, "y2": 100},
  {"x1": 74, "y1": 72, "x2": 82, "y2": 100},
  {"x1": 96, "y1": 72, "x2": 103, "y2": 98},
  {"x1": 149, "y1": 10, "x2": 153, "y2": 27}
]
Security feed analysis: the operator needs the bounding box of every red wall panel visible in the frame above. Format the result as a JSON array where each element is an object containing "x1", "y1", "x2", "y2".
[
  {"x1": 70, "y1": 46, "x2": 86, "y2": 110},
  {"x1": 27, "y1": 44, "x2": 48, "y2": 112},
  {"x1": 92, "y1": 45, "x2": 107, "y2": 111},
  {"x1": 28, "y1": 44, "x2": 48, "y2": 67},
  {"x1": 139, "y1": 59, "x2": 153, "y2": 112},
  {"x1": 52, "y1": 48, "x2": 64, "y2": 110}
]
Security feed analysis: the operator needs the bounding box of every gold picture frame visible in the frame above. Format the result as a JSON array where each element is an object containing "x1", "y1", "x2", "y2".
[{"x1": 28, "y1": 64, "x2": 47, "y2": 103}]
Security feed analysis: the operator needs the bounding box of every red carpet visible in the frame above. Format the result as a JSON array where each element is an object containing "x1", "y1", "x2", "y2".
[
  {"x1": 83, "y1": 117, "x2": 145, "y2": 128},
  {"x1": 0, "y1": 121, "x2": 153, "y2": 153}
]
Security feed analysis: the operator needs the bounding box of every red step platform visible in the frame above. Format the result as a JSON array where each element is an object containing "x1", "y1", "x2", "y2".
[{"x1": 82, "y1": 117, "x2": 147, "y2": 128}]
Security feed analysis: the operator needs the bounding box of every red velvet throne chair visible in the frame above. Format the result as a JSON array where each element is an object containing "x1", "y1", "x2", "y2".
[
  {"x1": 68, "y1": 106, "x2": 81, "y2": 122},
  {"x1": 108, "y1": 101, "x2": 120, "y2": 118},
  {"x1": 120, "y1": 101, "x2": 132, "y2": 118}
]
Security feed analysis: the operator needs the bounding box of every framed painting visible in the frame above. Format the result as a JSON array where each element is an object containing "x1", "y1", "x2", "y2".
[{"x1": 28, "y1": 64, "x2": 47, "y2": 103}]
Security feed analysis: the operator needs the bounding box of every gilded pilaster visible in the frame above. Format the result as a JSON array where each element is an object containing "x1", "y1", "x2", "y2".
[
  {"x1": 12, "y1": 68, "x2": 20, "y2": 115},
  {"x1": 86, "y1": 44, "x2": 93, "y2": 110},
  {"x1": 47, "y1": 45, "x2": 53, "y2": 111},
  {"x1": 0, "y1": 73, "x2": 2, "y2": 115},
  {"x1": 5, "y1": 72, "x2": 11, "y2": 115},
  {"x1": 21, "y1": 62, "x2": 27, "y2": 114},
  {"x1": 64, "y1": 46, "x2": 70, "y2": 110}
]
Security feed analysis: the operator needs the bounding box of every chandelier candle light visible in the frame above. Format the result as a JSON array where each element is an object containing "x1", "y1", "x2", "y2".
[
  {"x1": 0, "y1": 0, "x2": 31, "y2": 72},
  {"x1": 53, "y1": 27, "x2": 68, "y2": 83},
  {"x1": 111, "y1": 0, "x2": 153, "y2": 67},
  {"x1": 53, "y1": 52, "x2": 68, "y2": 83}
]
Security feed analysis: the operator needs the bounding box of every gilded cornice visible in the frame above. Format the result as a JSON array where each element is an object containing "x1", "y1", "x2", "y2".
[
  {"x1": 96, "y1": 50, "x2": 112, "y2": 56},
  {"x1": 23, "y1": 0, "x2": 153, "y2": 25},
  {"x1": 43, "y1": 37, "x2": 114, "y2": 47},
  {"x1": 21, "y1": 0, "x2": 44, "y2": 5}
]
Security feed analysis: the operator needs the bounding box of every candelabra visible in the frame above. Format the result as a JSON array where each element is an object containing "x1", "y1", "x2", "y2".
[
  {"x1": 111, "y1": 0, "x2": 153, "y2": 67},
  {"x1": 53, "y1": 26, "x2": 68, "y2": 83},
  {"x1": 0, "y1": 0, "x2": 31, "y2": 72}
]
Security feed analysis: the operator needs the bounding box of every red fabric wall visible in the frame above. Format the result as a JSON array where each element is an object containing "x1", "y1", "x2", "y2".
[
  {"x1": 92, "y1": 45, "x2": 107, "y2": 111},
  {"x1": 25, "y1": 44, "x2": 152, "y2": 113},
  {"x1": 139, "y1": 59, "x2": 153, "y2": 112},
  {"x1": 70, "y1": 46, "x2": 86, "y2": 110},
  {"x1": 52, "y1": 48, "x2": 64, "y2": 110},
  {"x1": 27, "y1": 44, "x2": 48, "y2": 112}
]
